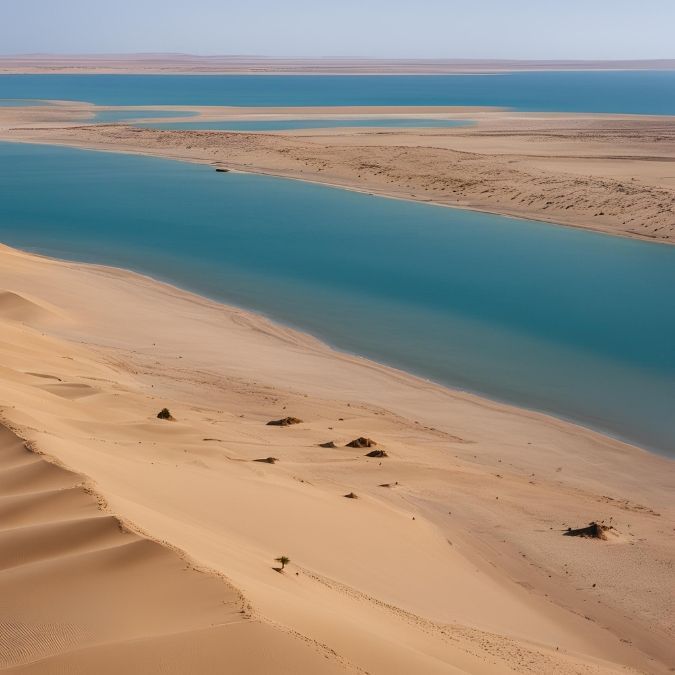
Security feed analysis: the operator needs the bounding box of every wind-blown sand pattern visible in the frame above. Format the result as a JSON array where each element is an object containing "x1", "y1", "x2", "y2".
[
  {"x1": 0, "y1": 243, "x2": 673, "y2": 673},
  {"x1": 1, "y1": 105, "x2": 673, "y2": 242},
  {"x1": 0, "y1": 431, "x2": 351, "y2": 673}
]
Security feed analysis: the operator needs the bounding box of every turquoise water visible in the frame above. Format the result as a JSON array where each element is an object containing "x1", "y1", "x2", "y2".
[
  {"x1": 138, "y1": 118, "x2": 471, "y2": 131},
  {"x1": 0, "y1": 99, "x2": 46, "y2": 106},
  {"x1": 93, "y1": 109, "x2": 198, "y2": 123},
  {"x1": 1, "y1": 72, "x2": 675, "y2": 113},
  {"x1": 1, "y1": 142, "x2": 673, "y2": 455}
]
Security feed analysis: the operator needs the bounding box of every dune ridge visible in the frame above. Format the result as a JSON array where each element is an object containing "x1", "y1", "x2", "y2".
[
  {"x1": 0, "y1": 292, "x2": 51, "y2": 324},
  {"x1": 0, "y1": 422, "x2": 356, "y2": 674}
]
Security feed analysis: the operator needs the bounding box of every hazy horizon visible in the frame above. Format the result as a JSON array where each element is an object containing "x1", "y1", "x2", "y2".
[
  {"x1": 3, "y1": 53, "x2": 675, "y2": 63},
  {"x1": 2, "y1": 1, "x2": 674, "y2": 60}
]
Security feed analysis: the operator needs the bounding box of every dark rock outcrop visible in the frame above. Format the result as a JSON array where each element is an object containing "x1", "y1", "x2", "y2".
[
  {"x1": 267, "y1": 417, "x2": 303, "y2": 426},
  {"x1": 345, "y1": 437, "x2": 376, "y2": 448},
  {"x1": 564, "y1": 522, "x2": 611, "y2": 540},
  {"x1": 365, "y1": 450, "x2": 388, "y2": 458}
]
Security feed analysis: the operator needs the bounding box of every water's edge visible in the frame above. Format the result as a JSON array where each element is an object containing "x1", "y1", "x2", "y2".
[
  {"x1": 1, "y1": 142, "x2": 672, "y2": 458},
  {"x1": 3, "y1": 237, "x2": 661, "y2": 461}
]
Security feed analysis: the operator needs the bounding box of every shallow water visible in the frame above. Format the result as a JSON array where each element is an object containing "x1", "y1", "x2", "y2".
[
  {"x1": 1, "y1": 142, "x2": 673, "y2": 455},
  {"x1": 137, "y1": 118, "x2": 470, "y2": 131},
  {"x1": 93, "y1": 109, "x2": 199, "y2": 123},
  {"x1": 2, "y1": 71, "x2": 675, "y2": 113}
]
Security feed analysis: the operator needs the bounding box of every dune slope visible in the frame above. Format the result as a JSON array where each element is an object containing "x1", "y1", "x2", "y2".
[
  {"x1": 0, "y1": 243, "x2": 673, "y2": 674},
  {"x1": 0, "y1": 424, "x2": 352, "y2": 674}
]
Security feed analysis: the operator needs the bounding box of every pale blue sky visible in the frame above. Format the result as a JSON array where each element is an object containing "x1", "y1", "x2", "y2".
[{"x1": 1, "y1": 0, "x2": 673, "y2": 59}]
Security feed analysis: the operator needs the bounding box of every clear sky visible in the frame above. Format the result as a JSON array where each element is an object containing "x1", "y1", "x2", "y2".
[{"x1": 1, "y1": 0, "x2": 673, "y2": 59}]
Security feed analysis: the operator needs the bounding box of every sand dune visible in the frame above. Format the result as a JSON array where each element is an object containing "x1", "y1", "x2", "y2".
[
  {"x1": 0, "y1": 424, "x2": 352, "y2": 674},
  {"x1": 0, "y1": 292, "x2": 51, "y2": 323},
  {"x1": 0, "y1": 244, "x2": 673, "y2": 673},
  {"x1": 38, "y1": 382, "x2": 99, "y2": 400}
]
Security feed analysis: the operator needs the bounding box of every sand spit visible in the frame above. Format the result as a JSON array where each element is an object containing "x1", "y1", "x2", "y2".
[
  {"x1": 1, "y1": 106, "x2": 674, "y2": 242},
  {"x1": 0, "y1": 242, "x2": 673, "y2": 673}
]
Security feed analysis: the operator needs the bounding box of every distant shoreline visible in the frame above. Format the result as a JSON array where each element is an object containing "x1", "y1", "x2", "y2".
[{"x1": 2, "y1": 54, "x2": 675, "y2": 75}]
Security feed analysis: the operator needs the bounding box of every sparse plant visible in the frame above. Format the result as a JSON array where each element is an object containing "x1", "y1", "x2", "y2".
[{"x1": 275, "y1": 555, "x2": 290, "y2": 570}]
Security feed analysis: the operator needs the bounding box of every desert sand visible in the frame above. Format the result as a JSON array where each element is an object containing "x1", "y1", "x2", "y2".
[
  {"x1": 1, "y1": 104, "x2": 674, "y2": 242},
  {"x1": 2, "y1": 55, "x2": 675, "y2": 74},
  {"x1": 1, "y1": 242, "x2": 673, "y2": 674}
]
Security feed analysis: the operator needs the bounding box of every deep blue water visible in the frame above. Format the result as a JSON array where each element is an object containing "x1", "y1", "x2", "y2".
[
  {"x1": 1, "y1": 142, "x2": 673, "y2": 455},
  {"x1": 1, "y1": 71, "x2": 675, "y2": 113},
  {"x1": 137, "y1": 118, "x2": 471, "y2": 131}
]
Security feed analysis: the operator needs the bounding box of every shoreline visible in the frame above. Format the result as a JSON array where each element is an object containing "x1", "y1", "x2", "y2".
[
  {"x1": 1, "y1": 240, "x2": 673, "y2": 672},
  {"x1": 2, "y1": 134, "x2": 669, "y2": 246},
  {"x1": 5, "y1": 69, "x2": 675, "y2": 76},
  {"x1": 4, "y1": 238, "x2": 668, "y2": 459},
  {"x1": 214, "y1": 154, "x2": 675, "y2": 247},
  {"x1": 2, "y1": 55, "x2": 675, "y2": 75},
  {"x1": 2, "y1": 104, "x2": 673, "y2": 244},
  {"x1": 2, "y1": 133, "x2": 673, "y2": 247}
]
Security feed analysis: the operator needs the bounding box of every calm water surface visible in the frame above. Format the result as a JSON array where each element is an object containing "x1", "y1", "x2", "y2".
[
  {"x1": 2, "y1": 72, "x2": 675, "y2": 113},
  {"x1": 1, "y1": 142, "x2": 673, "y2": 455},
  {"x1": 93, "y1": 109, "x2": 198, "y2": 123}
]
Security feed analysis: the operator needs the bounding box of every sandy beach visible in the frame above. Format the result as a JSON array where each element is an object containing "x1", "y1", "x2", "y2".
[
  {"x1": 1, "y1": 104, "x2": 674, "y2": 243},
  {"x1": 1, "y1": 242, "x2": 673, "y2": 673}
]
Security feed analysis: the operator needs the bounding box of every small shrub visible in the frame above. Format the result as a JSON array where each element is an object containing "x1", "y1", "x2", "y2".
[{"x1": 275, "y1": 555, "x2": 290, "y2": 570}]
